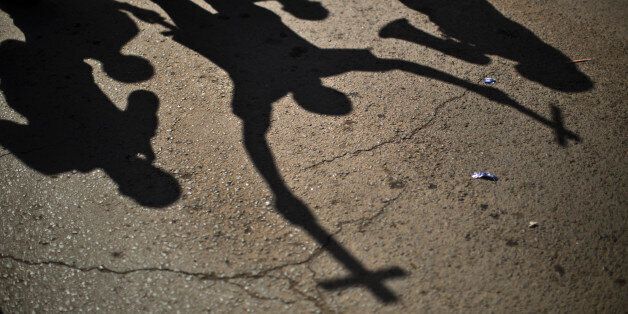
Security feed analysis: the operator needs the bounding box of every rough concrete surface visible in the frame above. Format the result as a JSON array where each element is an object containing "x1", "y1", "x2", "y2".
[{"x1": 0, "y1": 0, "x2": 626, "y2": 312}]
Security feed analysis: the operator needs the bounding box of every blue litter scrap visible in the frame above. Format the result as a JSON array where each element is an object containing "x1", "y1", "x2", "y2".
[
  {"x1": 471, "y1": 171, "x2": 499, "y2": 181},
  {"x1": 483, "y1": 77, "x2": 496, "y2": 85}
]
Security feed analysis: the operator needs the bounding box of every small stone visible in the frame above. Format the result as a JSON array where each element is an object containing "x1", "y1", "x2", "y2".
[
  {"x1": 388, "y1": 179, "x2": 405, "y2": 189},
  {"x1": 529, "y1": 221, "x2": 539, "y2": 228},
  {"x1": 111, "y1": 251, "x2": 123, "y2": 258},
  {"x1": 506, "y1": 239, "x2": 518, "y2": 247},
  {"x1": 3, "y1": 261, "x2": 13, "y2": 269}
]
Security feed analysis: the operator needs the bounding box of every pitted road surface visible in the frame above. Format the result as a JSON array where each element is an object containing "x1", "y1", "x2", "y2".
[{"x1": 0, "y1": 0, "x2": 626, "y2": 312}]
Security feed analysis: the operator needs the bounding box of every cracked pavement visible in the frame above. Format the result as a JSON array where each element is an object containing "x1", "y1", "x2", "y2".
[{"x1": 1, "y1": 0, "x2": 626, "y2": 312}]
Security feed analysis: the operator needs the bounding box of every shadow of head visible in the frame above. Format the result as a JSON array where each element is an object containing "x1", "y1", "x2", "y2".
[
  {"x1": 293, "y1": 84, "x2": 352, "y2": 115},
  {"x1": 106, "y1": 158, "x2": 181, "y2": 208},
  {"x1": 126, "y1": 89, "x2": 159, "y2": 117},
  {"x1": 103, "y1": 54, "x2": 154, "y2": 83},
  {"x1": 277, "y1": 0, "x2": 328, "y2": 20}
]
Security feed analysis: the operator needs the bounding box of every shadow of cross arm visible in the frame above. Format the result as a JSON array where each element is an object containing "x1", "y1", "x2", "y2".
[
  {"x1": 479, "y1": 88, "x2": 581, "y2": 146},
  {"x1": 318, "y1": 267, "x2": 407, "y2": 303},
  {"x1": 303, "y1": 216, "x2": 407, "y2": 303}
]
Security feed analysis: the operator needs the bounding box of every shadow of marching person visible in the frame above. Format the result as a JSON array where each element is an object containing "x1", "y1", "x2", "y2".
[
  {"x1": 379, "y1": 0, "x2": 594, "y2": 93},
  {"x1": 0, "y1": 0, "x2": 180, "y2": 207},
  {"x1": 149, "y1": 0, "x2": 581, "y2": 302}
]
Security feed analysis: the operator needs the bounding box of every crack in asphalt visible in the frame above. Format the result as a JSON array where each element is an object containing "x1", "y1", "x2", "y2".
[
  {"x1": 0, "y1": 233, "x2": 330, "y2": 309},
  {"x1": 284, "y1": 273, "x2": 332, "y2": 313},
  {"x1": 227, "y1": 279, "x2": 297, "y2": 305},
  {"x1": 0, "y1": 252, "x2": 314, "y2": 281},
  {"x1": 0, "y1": 193, "x2": 404, "y2": 308},
  {"x1": 304, "y1": 90, "x2": 469, "y2": 170},
  {"x1": 333, "y1": 189, "x2": 405, "y2": 233}
]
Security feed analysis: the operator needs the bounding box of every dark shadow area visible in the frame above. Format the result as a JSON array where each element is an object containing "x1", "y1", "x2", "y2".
[
  {"x1": 147, "y1": 0, "x2": 582, "y2": 302},
  {"x1": 379, "y1": 0, "x2": 594, "y2": 92},
  {"x1": 0, "y1": 0, "x2": 180, "y2": 207}
]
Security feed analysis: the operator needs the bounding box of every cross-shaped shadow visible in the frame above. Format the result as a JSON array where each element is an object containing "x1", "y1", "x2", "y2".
[{"x1": 318, "y1": 267, "x2": 407, "y2": 303}]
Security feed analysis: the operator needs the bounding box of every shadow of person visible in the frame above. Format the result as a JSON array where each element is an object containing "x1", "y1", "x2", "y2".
[
  {"x1": 0, "y1": 0, "x2": 180, "y2": 207},
  {"x1": 148, "y1": 0, "x2": 578, "y2": 302},
  {"x1": 379, "y1": 0, "x2": 594, "y2": 92}
]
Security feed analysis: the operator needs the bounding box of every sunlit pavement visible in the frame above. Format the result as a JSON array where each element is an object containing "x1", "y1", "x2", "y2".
[{"x1": 0, "y1": 0, "x2": 625, "y2": 312}]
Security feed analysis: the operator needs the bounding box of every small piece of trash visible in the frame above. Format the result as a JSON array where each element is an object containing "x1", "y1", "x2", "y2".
[
  {"x1": 471, "y1": 172, "x2": 498, "y2": 181},
  {"x1": 570, "y1": 58, "x2": 592, "y2": 63},
  {"x1": 483, "y1": 77, "x2": 496, "y2": 85},
  {"x1": 529, "y1": 221, "x2": 539, "y2": 228}
]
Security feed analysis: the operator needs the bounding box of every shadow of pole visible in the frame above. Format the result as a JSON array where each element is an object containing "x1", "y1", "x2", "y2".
[{"x1": 242, "y1": 118, "x2": 408, "y2": 302}]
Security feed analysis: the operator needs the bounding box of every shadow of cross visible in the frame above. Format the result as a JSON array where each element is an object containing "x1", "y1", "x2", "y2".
[
  {"x1": 497, "y1": 95, "x2": 581, "y2": 146},
  {"x1": 318, "y1": 267, "x2": 407, "y2": 303},
  {"x1": 303, "y1": 221, "x2": 408, "y2": 303},
  {"x1": 550, "y1": 106, "x2": 576, "y2": 146}
]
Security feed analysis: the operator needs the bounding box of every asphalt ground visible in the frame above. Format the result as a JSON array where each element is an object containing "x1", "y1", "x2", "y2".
[{"x1": 0, "y1": 0, "x2": 626, "y2": 312}]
